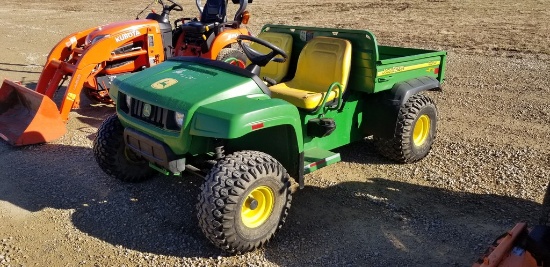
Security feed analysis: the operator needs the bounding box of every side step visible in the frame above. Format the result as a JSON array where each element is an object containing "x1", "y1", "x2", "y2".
[{"x1": 303, "y1": 147, "x2": 341, "y2": 174}]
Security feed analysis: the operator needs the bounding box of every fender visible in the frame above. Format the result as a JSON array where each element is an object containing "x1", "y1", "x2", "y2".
[
  {"x1": 189, "y1": 96, "x2": 304, "y2": 184},
  {"x1": 389, "y1": 76, "x2": 441, "y2": 107},
  {"x1": 173, "y1": 27, "x2": 250, "y2": 58},
  {"x1": 363, "y1": 76, "x2": 441, "y2": 138},
  {"x1": 190, "y1": 96, "x2": 304, "y2": 151},
  {"x1": 207, "y1": 28, "x2": 251, "y2": 59}
]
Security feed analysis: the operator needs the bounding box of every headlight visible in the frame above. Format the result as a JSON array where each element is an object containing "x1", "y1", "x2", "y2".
[
  {"x1": 85, "y1": 34, "x2": 109, "y2": 46},
  {"x1": 125, "y1": 95, "x2": 132, "y2": 109},
  {"x1": 91, "y1": 34, "x2": 109, "y2": 45},
  {"x1": 85, "y1": 34, "x2": 92, "y2": 46},
  {"x1": 175, "y1": 112, "x2": 185, "y2": 128}
]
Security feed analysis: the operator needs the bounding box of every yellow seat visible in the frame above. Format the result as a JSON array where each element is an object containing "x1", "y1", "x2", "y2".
[
  {"x1": 269, "y1": 36, "x2": 352, "y2": 110},
  {"x1": 249, "y1": 32, "x2": 293, "y2": 83}
]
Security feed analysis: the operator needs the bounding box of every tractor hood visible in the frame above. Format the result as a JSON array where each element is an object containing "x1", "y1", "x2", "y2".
[
  {"x1": 84, "y1": 19, "x2": 158, "y2": 47},
  {"x1": 113, "y1": 57, "x2": 268, "y2": 112}
]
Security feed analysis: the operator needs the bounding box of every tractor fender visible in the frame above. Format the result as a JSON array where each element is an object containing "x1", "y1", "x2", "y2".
[
  {"x1": 208, "y1": 28, "x2": 251, "y2": 59},
  {"x1": 363, "y1": 76, "x2": 441, "y2": 139}
]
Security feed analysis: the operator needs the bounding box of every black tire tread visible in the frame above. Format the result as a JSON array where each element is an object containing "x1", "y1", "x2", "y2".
[
  {"x1": 374, "y1": 94, "x2": 437, "y2": 163},
  {"x1": 216, "y1": 47, "x2": 247, "y2": 65},
  {"x1": 197, "y1": 150, "x2": 292, "y2": 254},
  {"x1": 93, "y1": 114, "x2": 155, "y2": 182}
]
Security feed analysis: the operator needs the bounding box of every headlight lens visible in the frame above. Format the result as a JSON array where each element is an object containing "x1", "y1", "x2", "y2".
[
  {"x1": 91, "y1": 34, "x2": 109, "y2": 45},
  {"x1": 85, "y1": 34, "x2": 92, "y2": 46},
  {"x1": 125, "y1": 95, "x2": 132, "y2": 109},
  {"x1": 85, "y1": 34, "x2": 109, "y2": 46},
  {"x1": 175, "y1": 112, "x2": 185, "y2": 128}
]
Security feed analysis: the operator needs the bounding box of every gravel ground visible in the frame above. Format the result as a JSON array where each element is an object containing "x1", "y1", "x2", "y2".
[{"x1": 0, "y1": 0, "x2": 549, "y2": 266}]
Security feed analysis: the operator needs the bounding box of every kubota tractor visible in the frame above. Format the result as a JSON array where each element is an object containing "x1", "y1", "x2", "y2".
[
  {"x1": 0, "y1": 0, "x2": 252, "y2": 146},
  {"x1": 472, "y1": 182, "x2": 550, "y2": 267}
]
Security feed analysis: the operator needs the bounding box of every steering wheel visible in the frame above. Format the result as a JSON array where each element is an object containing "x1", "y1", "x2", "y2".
[
  {"x1": 165, "y1": 0, "x2": 183, "y2": 11},
  {"x1": 237, "y1": 35, "x2": 288, "y2": 67}
]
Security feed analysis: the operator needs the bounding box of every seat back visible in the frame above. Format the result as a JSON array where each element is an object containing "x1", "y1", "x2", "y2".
[
  {"x1": 290, "y1": 36, "x2": 352, "y2": 94},
  {"x1": 249, "y1": 32, "x2": 293, "y2": 83},
  {"x1": 201, "y1": 0, "x2": 228, "y2": 24}
]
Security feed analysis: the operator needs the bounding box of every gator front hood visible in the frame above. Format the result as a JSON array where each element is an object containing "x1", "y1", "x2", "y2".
[{"x1": 113, "y1": 58, "x2": 264, "y2": 112}]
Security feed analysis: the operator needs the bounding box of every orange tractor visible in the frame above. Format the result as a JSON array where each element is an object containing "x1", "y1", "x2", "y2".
[
  {"x1": 473, "y1": 182, "x2": 550, "y2": 267},
  {"x1": 0, "y1": 0, "x2": 253, "y2": 146}
]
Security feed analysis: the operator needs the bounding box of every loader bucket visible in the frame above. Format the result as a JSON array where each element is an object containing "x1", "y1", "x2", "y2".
[{"x1": 0, "y1": 79, "x2": 66, "y2": 146}]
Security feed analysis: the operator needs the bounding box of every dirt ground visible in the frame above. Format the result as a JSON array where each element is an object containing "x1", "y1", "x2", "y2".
[{"x1": 0, "y1": 0, "x2": 549, "y2": 266}]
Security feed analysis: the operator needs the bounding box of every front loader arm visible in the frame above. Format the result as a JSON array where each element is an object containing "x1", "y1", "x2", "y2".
[
  {"x1": 35, "y1": 26, "x2": 97, "y2": 96},
  {"x1": 43, "y1": 23, "x2": 162, "y2": 121}
]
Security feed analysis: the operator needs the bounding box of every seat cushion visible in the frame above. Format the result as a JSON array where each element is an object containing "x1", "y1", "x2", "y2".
[
  {"x1": 269, "y1": 36, "x2": 351, "y2": 110},
  {"x1": 249, "y1": 32, "x2": 293, "y2": 83},
  {"x1": 270, "y1": 83, "x2": 337, "y2": 110}
]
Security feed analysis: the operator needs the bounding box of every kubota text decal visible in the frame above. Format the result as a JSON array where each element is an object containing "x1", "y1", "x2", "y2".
[{"x1": 116, "y1": 30, "x2": 140, "y2": 42}]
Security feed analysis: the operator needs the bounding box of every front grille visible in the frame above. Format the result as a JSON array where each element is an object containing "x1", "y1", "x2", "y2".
[
  {"x1": 119, "y1": 92, "x2": 180, "y2": 130},
  {"x1": 131, "y1": 99, "x2": 166, "y2": 128}
]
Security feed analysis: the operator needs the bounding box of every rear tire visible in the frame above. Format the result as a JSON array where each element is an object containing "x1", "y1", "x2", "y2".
[
  {"x1": 93, "y1": 114, "x2": 156, "y2": 182},
  {"x1": 374, "y1": 94, "x2": 438, "y2": 163},
  {"x1": 197, "y1": 150, "x2": 292, "y2": 254},
  {"x1": 216, "y1": 47, "x2": 247, "y2": 68}
]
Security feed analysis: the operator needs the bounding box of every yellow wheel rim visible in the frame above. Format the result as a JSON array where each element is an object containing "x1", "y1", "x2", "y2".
[
  {"x1": 413, "y1": 115, "x2": 431, "y2": 146},
  {"x1": 241, "y1": 186, "x2": 274, "y2": 228}
]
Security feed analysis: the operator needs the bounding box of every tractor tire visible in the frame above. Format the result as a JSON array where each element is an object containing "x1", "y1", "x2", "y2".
[
  {"x1": 93, "y1": 114, "x2": 156, "y2": 182},
  {"x1": 374, "y1": 94, "x2": 438, "y2": 163},
  {"x1": 197, "y1": 150, "x2": 292, "y2": 254},
  {"x1": 216, "y1": 47, "x2": 247, "y2": 69}
]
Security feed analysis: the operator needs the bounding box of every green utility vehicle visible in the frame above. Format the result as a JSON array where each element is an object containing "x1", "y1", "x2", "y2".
[{"x1": 93, "y1": 24, "x2": 447, "y2": 253}]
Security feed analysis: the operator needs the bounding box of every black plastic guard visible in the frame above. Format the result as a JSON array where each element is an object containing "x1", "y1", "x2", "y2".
[{"x1": 362, "y1": 76, "x2": 441, "y2": 139}]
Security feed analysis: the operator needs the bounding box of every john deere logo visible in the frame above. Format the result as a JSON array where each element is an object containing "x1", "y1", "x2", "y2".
[
  {"x1": 151, "y1": 78, "x2": 178, "y2": 90},
  {"x1": 142, "y1": 103, "x2": 152, "y2": 117}
]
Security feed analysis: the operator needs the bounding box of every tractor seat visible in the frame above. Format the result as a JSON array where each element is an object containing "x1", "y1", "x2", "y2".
[
  {"x1": 269, "y1": 36, "x2": 352, "y2": 110},
  {"x1": 201, "y1": 0, "x2": 227, "y2": 24},
  {"x1": 179, "y1": 21, "x2": 215, "y2": 34},
  {"x1": 180, "y1": 0, "x2": 228, "y2": 34},
  {"x1": 249, "y1": 32, "x2": 293, "y2": 84}
]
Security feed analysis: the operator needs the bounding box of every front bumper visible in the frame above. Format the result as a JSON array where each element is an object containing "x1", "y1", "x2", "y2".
[{"x1": 124, "y1": 127, "x2": 186, "y2": 174}]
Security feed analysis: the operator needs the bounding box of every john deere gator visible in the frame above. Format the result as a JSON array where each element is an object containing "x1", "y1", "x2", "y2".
[{"x1": 93, "y1": 24, "x2": 447, "y2": 253}]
